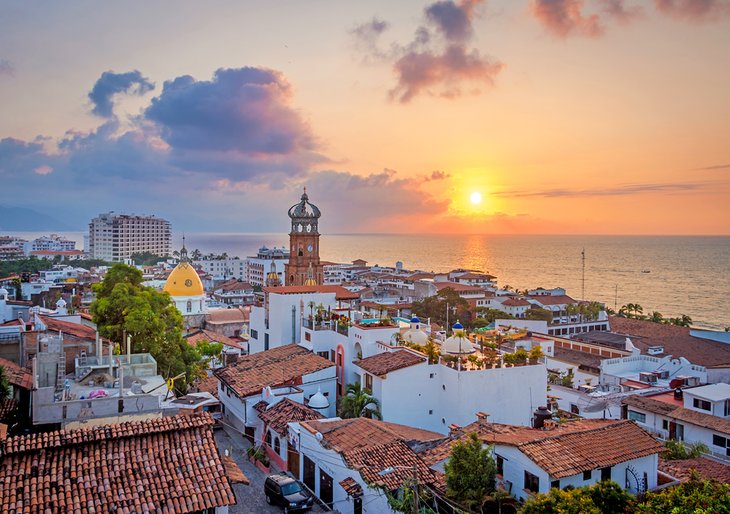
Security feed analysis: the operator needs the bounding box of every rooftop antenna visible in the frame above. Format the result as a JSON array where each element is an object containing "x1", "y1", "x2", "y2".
[
  {"x1": 581, "y1": 248, "x2": 585, "y2": 300},
  {"x1": 614, "y1": 284, "x2": 618, "y2": 312}
]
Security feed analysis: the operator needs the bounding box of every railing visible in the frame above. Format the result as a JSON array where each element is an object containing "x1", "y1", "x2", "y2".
[{"x1": 302, "y1": 318, "x2": 349, "y2": 336}]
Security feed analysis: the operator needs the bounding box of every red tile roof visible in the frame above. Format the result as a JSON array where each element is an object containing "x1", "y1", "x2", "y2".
[
  {"x1": 0, "y1": 357, "x2": 33, "y2": 390},
  {"x1": 502, "y1": 298, "x2": 531, "y2": 307},
  {"x1": 192, "y1": 374, "x2": 220, "y2": 398},
  {"x1": 0, "y1": 414, "x2": 237, "y2": 513},
  {"x1": 624, "y1": 394, "x2": 730, "y2": 434},
  {"x1": 185, "y1": 328, "x2": 238, "y2": 348},
  {"x1": 38, "y1": 315, "x2": 96, "y2": 340},
  {"x1": 206, "y1": 307, "x2": 248, "y2": 324},
  {"x1": 353, "y1": 349, "x2": 426, "y2": 377},
  {"x1": 258, "y1": 398, "x2": 323, "y2": 435},
  {"x1": 263, "y1": 285, "x2": 360, "y2": 300},
  {"x1": 424, "y1": 419, "x2": 662, "y2": 479},
  {"x1": 659, "y1": 457, "x2": 730, "y2": 484},
  {"x1": 609, "y1": 316, "x2": 730, "y2": 367},
  {"x1": 0, "y1": 399, "x2": 18, "y2": 421},
  {"x1": 338, "y1": 477, "x2": 363, "y2": 497},
  {"x1": 300, "y1": 417, "x2": 443, "y2": 455},
  {"x1": 215, "y1": 344, "x2": 334, "y2": 398}
]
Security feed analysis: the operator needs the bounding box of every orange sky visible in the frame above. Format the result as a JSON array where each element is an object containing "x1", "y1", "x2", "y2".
[{"x1": 0, "y1": 1, "x2": 728, "y2": 234}]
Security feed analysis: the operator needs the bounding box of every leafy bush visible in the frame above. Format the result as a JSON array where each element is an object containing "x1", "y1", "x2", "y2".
[
  {"x1": 662, "y1": 440, "x2": 709, "y2": 460},
  {"x1": 522, "y1": 481, "x2": 631, "y2": 514}
]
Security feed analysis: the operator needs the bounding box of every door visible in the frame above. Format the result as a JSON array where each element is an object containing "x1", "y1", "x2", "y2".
[
  {"x1": 288, "y1": 447, "x2": 300, "y2": 477},
  {"x1": 668, "y1": 422, "x2": 677, "y2": 441},
  {"x1": 303, "y1": 455, "x2": 316, "y2": 491},
  {"x1": 319, "y1": 469, "x2": 334, "y2": 508},
  {"x1": 354, "y1": 497, "x2": 362, "y2": 514}
]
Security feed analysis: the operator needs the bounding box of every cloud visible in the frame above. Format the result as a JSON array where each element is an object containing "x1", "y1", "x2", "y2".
[
  {"x1": 694, "y1": 163, "x2": 730, "y2": 170},
  {"x1": 88, "y1": 70, "x2": 154, "y2": 118},
  {"x1": 426, "y1": 170, "x2": 451, "y2": 181},
  {"x1": 654, "y1": 0, "x2": 730, "y2": 21},
  {"x1": 351, "y1": 17, "x2": 391, "y2": 61},
  {"x1": 600, "y1": 0, "x2": 645, "y2": 23},
  {"x1": 353, "y1": 0, "x2": 503, "y2": 103},
  {"x1": 492, "y1": 181, "x2": 706, "y2": 198},
  {"x1": 33, "y1": 165, "x2": 53, "y2": 175},
  {"x1": 530, "y1": 0, "x2": 604, "y2": 37},
  {"x1": 0, "y1": 59, "x2": 14, "y2": 76}
]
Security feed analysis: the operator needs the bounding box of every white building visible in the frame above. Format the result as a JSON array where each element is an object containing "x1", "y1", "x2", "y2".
[
  {"x1": 423, "y1": 417, "x2": 663, "y2": 501},
  {"x1": 87, "y1": 212, "x2": 171, "y2": 262},
  {"x1": 23, "y1": 234, "x2": 76, "y2": 255},
  {"x1": 215, "y1": 344, "x2": 337, "y2": 444},
  {"x1": 163, "y1": 246, "x2": 207, "y2": 328},
  {"x1": 292, "y1": 416, "x2": 444, "y2": 513},
  {"x1": 245, "y1": 246, "x2": 288, "y2": 287},
  {"x1": 623, "y1": 383, "x2": 730, "y2": 459},
  {"x1": 194, "y1": 257, "x2": 247, "y2": 281}
]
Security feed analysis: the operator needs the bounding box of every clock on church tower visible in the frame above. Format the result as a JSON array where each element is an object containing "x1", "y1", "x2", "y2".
[{"x1": 284, "y1": 189, "x2": 325, "y2": 286}]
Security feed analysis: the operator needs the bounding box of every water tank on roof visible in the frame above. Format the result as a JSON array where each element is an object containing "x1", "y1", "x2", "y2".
[{"x1": 533, "y1": 406, "x2": 552, "y2": 429}]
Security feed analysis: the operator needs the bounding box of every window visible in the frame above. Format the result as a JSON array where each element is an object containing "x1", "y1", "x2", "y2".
[
  {"x1": 429, "y1": 409, "x2": 433, "y2": 415},
  {"x1": 265, "y1": 430, "x2": 272, "y2": 447},
  {"x1": 186, "y1": 300, "x2": 192, "y2": 313},
  {"x1": 693, "y1": 398, "x2": 712, "y2": 411},
  {"x1": 274, "y1": 437, "x2": 281, "y2": 455},
  {"x1": 570, "y1": 404, "x2": 580, "y2": 415},
  {"x1": 714, "y1": 434, "x2": 728, "y2": 448},
  {"x1": 305, "y1": 332, "x2": 311, "y2": 342},
  {"x1": 496, "y1": 455, "x2": 504, "y2": 476},
  {"x1": 365, "y1": 373, "x2": 373, "y2": 391},
  {"x1": 600, "y1": 467, "x2": 612, "y2": 481},
  {"x1": 725, "y1": 400, "x2": 730, "y2": 417},
  {"x1": 251, "y1": 329, "x2": 258, "y2": 340},
  {"x1": 662, "y1": 419, "x2": 669, "y2": 430},
  {"x1": 628, "y1": 410, "x2": 646, "y2": 423},
  {"x1": 264, "y1": 333, "x2": 269, "y2": 351},
  {"x1": 524, "y1": 471, "x2": 540, "y2": 493},
  {"x1": 550, "y1": 480, "x2": 560, "y2": 490},
  {"x1": 583, "y1": 470, "x2": 592, "y2": 481}
]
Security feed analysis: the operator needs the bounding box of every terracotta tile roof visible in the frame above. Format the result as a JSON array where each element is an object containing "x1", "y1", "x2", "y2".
[
  {"x1": 552, "y1": 347, "x2": 604, "y2": 371},
  {"x1": 609, "y1": 316, "x2": 730, "y2": 367},
  {"x1": 0, "y1": 413, "x2": 237, "y2": 513},
  {"x1": 206, "y1": 307, "x2": 248, "y2": 324},
  {"x1": 192, "y1": 374, "x2": 219, "y2": 398},
  {"x1": 502, "y1": 298, "x2": 531, "y2": 307},
  {"x1": 222, "y1": 454, "x2": 250, "y2": 485},
  {"x1": 338, "y1": 477, "x2": 363, "y2": 497},
  {"x1": 215, "y1": 344, "x2": 334, "y2": 398},
  {"x1": 258, "y1": 398, "x2": 323, "y2": 435},
  {"x1": 343, "y1": 440, "x2": 442, "y2": 491},
  {"x1": 456, "y1": 272, "x2": 496, "y2": 280},
  {"x1": 263, "y1": 285, "x2": 360, "y2": 300},
  {"x1": 38, "y1": 315, "x2": 96, "y2": 340},
  {"x1": 659, "y1": 457, "x2": 730, "y2": 484},
  {"x1": 185, "y1": 328, "x2": 238, "y2": 348},
  {"x1": 0, "y1": 357, "x2": 33, "y2": 390},
  {"x1": 528, "y1": 295, "x2": 577, "y2": 306},
  {"x1": 300, "y1": 417, "x2": 443, "y2": 455},
  {"x1": 353, "y1": 349, "x2": 426, "y2": 377},
  {"x1": 623, "y1": 394, "x2": 730, "y2": 434},
  {"x1": 434, "y1": 282, "x2": 485, "y2": 293},
  {"x1": 215, "y1": 280, "x2": 254, "y2": 292},
  {"x1": 423, "y1": 419, "x2": 662, "y2": 479},
  {"x1": 0, "y1": 399, "x2": 18, "y2": 421}
]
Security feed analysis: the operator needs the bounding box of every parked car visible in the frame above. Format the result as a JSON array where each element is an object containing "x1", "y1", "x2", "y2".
[{"x1": 264, "y1": 472, "x2": 315, "y2": 512}]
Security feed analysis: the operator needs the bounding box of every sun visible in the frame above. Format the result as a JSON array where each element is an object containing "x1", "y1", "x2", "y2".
[{"x1": 470, "y1": 191, "x2": 482, "y2": 205}]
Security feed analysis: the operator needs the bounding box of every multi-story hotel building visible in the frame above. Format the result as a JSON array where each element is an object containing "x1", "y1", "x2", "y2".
[{"x1": 87, "y1": 212, "x2": 172, "y2": 262}]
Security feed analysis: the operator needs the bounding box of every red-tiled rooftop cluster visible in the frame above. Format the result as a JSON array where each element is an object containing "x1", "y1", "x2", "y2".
[
  {"x1": 258, "y1": 398, "x2": 323, "y2": 435},
  {"x1": 353, "y1": 349, "x2": 426, "y2": 377},
  {"x1": 0, "y1": 413, "x2": 237, "y2": 514}
]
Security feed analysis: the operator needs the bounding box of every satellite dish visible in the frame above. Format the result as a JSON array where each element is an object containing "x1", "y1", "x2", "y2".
[
  {"x1": 583, "y1": 400, "x2": 609, "y2": 413},
  {"x1": 315, "y1": 432, "x2": 323, "y2": 442}
]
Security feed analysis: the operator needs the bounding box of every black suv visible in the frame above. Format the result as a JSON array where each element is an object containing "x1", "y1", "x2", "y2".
[{"x1": 264, "y1": 472, "x2": 315, "y2": 512}]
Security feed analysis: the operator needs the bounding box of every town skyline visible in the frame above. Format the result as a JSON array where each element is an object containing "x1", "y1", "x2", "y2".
[{"x1": 1, "y1": 1, "x2": 729, "y2": 234}]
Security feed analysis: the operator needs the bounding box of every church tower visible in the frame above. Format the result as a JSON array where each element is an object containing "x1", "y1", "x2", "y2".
[{"x1": 285, "y1": 189, "x2": 324, "y2": 286}]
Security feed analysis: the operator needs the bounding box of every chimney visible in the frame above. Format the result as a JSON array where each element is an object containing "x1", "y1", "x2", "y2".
[
  {"x1": 476, "y1": 412, "x2": 490, "y2": 425},
  {"x1": 448, "y1": 423, "x2": 463, "y2": 436}
]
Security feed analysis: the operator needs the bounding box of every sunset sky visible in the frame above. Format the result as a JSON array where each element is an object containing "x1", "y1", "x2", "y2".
[{"x1": 1, "y1": 1, "x2": 729, "y2": 234}]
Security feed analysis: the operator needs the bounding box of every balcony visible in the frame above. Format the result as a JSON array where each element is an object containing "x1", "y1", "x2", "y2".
[{"x1": 302, "y1": 318, "x2": 349, "y2": 336}]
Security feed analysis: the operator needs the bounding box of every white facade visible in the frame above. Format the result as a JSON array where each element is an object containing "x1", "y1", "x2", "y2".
[
  {"x1": 601, "y1": 354, "x2": 707, "y2": 388},
  {"x1": 23, "y1": 234, "x2": 76, "y2": 255},
  {"x1": 245, "y1": 246, "x2": 288, "y2": 287},
  {"x1": 194, "y1": 258, "x2": 246, "y2": 281},
  {"x1": 292, "y1": 420, "x2": 395, "y2": 514},
  {"x1": 359, "y1": 357, "x2": 547, "y2": 434},
  {"x1": 88, "y1": 212, "x2": 171, "y2": 262}
]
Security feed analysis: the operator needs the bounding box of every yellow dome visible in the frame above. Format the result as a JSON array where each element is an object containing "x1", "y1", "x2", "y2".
[{"x1": 164, "y1": 261, "x2": 204, "y2": 297}]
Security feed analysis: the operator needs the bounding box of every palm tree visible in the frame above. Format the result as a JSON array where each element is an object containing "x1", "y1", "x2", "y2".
[
  {"x1": 338, "y1": 382, "x2": 382, "y2": 420},
  {"x1": 307, "y1": 300, "x2": 316, "y2": 320},
  {"x1": 679, "y1": 314, "x2": 692, "y2": 327},
  {"x1": 633, "y1": 304, "x2": 644, "y2": 319},
  {"x1": 650, "y1": 311, "x2": 664, "y2": 323}
]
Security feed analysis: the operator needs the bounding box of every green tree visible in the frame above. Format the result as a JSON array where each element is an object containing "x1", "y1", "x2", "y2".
[
  {"x1": 634, "y1": 473, "x2": 730, "y2": 513},
  {"x1": 338, "y1": 382, "x2": 382, "y2": 419},
  {"x1": 91, "y1": 263, "x2": 203, "y2": 389},
  {"x1": 411, "y1": 287, "x2": 470, "y2": 328},
  {"x1": 662, "y1": 439, "x2": 709, "y2": 460},
  {"x1": 522, "y1": 481, "x2": 631, "y2": 514},
  {"x1": 525, "y1": 307, "x2": 553, "y2": 323},
  {"x1": 196, "y1": 340, "x2": 224, "y2": 363},
  {"x1": 649, "y1": 311, "x2": 664, "y2": 323},
  {"x1": 130, "y1": 251, "x2": 163, "y2": 266},
  {"x1": 0, "y1": 365, "x2": 11, "y2": 403},
  {"x1": 474, "y1": 307, "x2": 514, "y2": 324},
  {"x1": 444, "y1": 432, "x2": 496, "y2": 511}
]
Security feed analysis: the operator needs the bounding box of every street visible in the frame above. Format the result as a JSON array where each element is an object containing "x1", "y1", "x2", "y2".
[{"x1": 215, "y1": 426, "x2": 328, "y2": 514}]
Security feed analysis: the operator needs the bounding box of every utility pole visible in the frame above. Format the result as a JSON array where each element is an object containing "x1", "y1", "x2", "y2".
[
  {"x1": 581, "y1": 248, "x2": 586, "y2": 300},
  {"x1": 445, "y1": 302, "x2": 449, "y2": 332},
  {"x1": 614, "y1": 284, "x2": 618, "y2": 312}
]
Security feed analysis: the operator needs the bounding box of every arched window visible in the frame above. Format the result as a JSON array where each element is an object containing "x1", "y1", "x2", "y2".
[
  {"x1": 274, "y1": 437, "x2": 281, "y2": 455},
  {"x1": 186, "y1": 300, "x2": 192, "y2": 313},
  {"x1": 266, "y1": 430, "x2": 272, "y2": 447}
]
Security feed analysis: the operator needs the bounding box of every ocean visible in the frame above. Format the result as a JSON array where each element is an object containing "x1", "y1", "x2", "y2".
[{"x1": 7, "y1": 232, "x2": 730, "y2": 330}]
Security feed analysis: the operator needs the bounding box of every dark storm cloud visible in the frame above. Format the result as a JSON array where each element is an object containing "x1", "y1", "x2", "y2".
[
  {"x1": 353, "y1": 0, "x2": 503, "y2": 103},
  {"x1": 88, "y1": 70, "x2": 154, "y2": 118}
]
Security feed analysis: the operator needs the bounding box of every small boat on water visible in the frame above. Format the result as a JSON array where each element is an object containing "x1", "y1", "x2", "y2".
[{"x1": 641, "y1": 270, "x2": 651, "y2": 274}]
